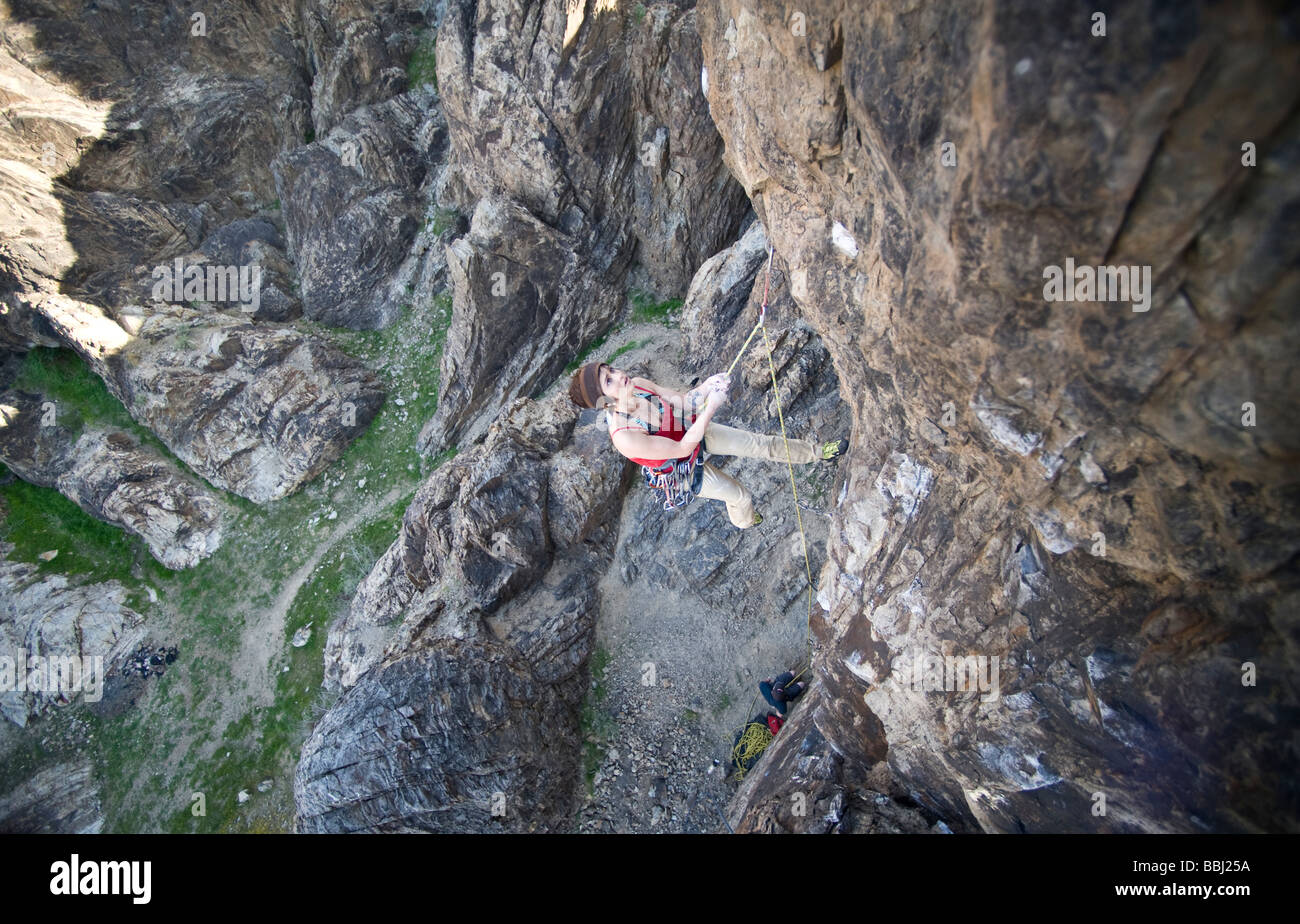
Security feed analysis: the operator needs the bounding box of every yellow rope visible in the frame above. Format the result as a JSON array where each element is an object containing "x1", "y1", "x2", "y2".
[
  {"x1": 760, "y1": 320, "x2": 816, "y2": 667},
  {"x1": 725, "y1": 318, "x2": 764, "y2": 377},
  {"x1": 730, "y1": 722, "x2": 774, "y2": 782},
  {"x1": 721, "y1": 244, "x2": 828, "y2": 785},
  {"x1": 724, "y1": 245, "x2": 775, "y2": 377}
]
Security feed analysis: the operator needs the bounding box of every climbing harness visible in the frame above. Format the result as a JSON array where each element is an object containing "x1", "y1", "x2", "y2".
[
  {"x1": 613, "y1": 385, "x2": 706, "y2": 510},
  {"x1": 641, "y1": 444, "x2": 704, "y2": 510}
]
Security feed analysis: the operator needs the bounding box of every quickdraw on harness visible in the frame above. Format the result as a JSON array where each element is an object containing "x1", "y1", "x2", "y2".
[{"x1": 641, "y1": 443, "x2": 703, "y2": 510}]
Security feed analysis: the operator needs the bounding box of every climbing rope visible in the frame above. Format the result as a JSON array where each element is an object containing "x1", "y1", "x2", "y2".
[
  {"x1": 723, "y1": 244, "x2": 821, "y2": 778},
  {"x1": 724, "y1": 247, "x2": 775, "y2": 376},
  {"x1": 729, "y1": 722, "x2": 774, "y2": 782}
]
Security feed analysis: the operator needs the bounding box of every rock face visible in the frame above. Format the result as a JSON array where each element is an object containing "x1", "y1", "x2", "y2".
[
  {"x1": 0, "y1": 544, "x2": 145, "y2": 727},
  {"x1": 23, "y1": 296, "x2": 386, "y2": 504},
  {"x1": 272, "y1": 90, "x2": 448, "y2": 329},
  {"x1": 696, "y1": 0, "x2": 1300, "y2": 832},
  {"x1": 0, "y1": 759, "x2": 103, "y2": 833},
  {"x1": 0, "y1": 0, "x2": 411, "y2": 504},
  {"x1": 324, "y1": 392, "x2": 623, "y2": 690},
  {"x1": 416, "y1": 0, "x2": 749, "y2": 453},
  {"x1": 4, "y1": 0, "x2": 1296, "y2": 836},
  {"x1": 296, "y1": 638, "x2": 579, "y2": 833},
  {"x1": 298, "y1": 392, "x2": 626, "y2": 831},
  {"x1": 0, "y1": 390, "x2": 223, "y2": 569}
]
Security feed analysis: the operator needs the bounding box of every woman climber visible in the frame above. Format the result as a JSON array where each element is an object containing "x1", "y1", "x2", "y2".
[{"x1": 567, "y1": 361, "x2": 846, "y2": 528}]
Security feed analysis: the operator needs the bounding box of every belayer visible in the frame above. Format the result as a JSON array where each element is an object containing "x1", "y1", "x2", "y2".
[
  {"x1": 760, "y1": 670, "x2": 807, "y2": 715},
  {"x1": 568, "y1": 361, "x2": 845, "y2": 527}
]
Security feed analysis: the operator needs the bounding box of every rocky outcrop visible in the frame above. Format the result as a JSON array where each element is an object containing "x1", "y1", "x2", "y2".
[
  {"x1": 0, "y1": 390, "x2": 223, "y2": 568},
  {"x1": 697, "y1": 0, "x2": 1300, "y2": 832},
  {"x1": 0, "y1": 0, "x2": 410, "y2": 503},
  {"x1": 23, "y1": 295, "x2": 386, "y2": 503},
  {"x1": 0, "y1": 759, "x2": 103, "y2": 833},
  {"x1": 299, "y1": 392, "x2": 626, "y2": 830},
  {"x1": 293, "y1": 0, "x2": 429, "y2": 137},
  {"x1": 272, "y1": 90, "x2": 448, "y2": 329},
  {"x1": 416, "y1": 0, "x2": 749, "y2": 453},
  {"x1": 728, "y1": 720, "x2": 942, "y2": 834},
  {"x1": 296, "y1": 637, "x2": 579, "y2": 833},
  {"x1": 325, "y1": 391, "x2": 623, "y2": 689},
  {"x1": 0, "y1": 543, "x2": 145, "y2": 727}
]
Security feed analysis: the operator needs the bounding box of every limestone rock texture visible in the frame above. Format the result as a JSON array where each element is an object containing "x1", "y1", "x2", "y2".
[
  {"x1": 0, "y1": 0, "x2": 401, "y2": 504},
  {"x1": 696, "y1": 0, "x2": 1300, "y2": 832},
  {"x1": 0, "y1": 0, "x2": 1295, "y2": 835},
  {"x1": 0, "y1": 758, "x2": 103, "y2": 833},
  {"x1": 296, "y1": 0, "x2": 1298, "y2": 834},
  {"x1": 296, "y1": 637, "x2": 579, "y2": 834},
  {"x1": 272, "y1": 90, "x2": 448, "y2": 329}
]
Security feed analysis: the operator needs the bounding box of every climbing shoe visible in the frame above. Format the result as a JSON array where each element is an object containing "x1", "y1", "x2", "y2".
[{"x1": 820, "y1": 438, "x2": 848, "y2": 461}]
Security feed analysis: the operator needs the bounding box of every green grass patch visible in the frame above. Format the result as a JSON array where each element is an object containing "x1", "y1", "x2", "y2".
[
  {"x1": 297, "y1": 290, "x2": 454, "y2": 477},
  {"x1": 425, "y1": 206, "x2": 460, "y2": 237},
  {"x1": 608, "y1": 339, "x2": 646, "y2": 362},
  {"x1": 168, "y1": 494, "x2": 410, "y2": 833},
  {"x1": 407, "y1": 29, "x2": 438, "y2": 90},
  {"x1": 13, "y1": 347, "x2": 133, "y2": 434},
  {"x1": 0, "y1": 465, "x2": 168, "y2": 595},
  {"x1": 629, "y1": 289, "x2": 683, "y2": 326},
  {"x1": 579, "y1": 644, "x2": 616, "y2": 796}
]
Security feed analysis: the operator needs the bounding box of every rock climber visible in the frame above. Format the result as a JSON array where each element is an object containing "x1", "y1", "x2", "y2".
[
  {"x1": 567, "y1": 361, "x2": 846, "y2": 527},
  {"x1": 759, "y1": 670, "x2": 807, "y2": 716}
]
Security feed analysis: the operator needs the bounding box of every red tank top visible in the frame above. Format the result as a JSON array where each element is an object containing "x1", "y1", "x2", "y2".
[{"x1": 611, "y1": 386, "x2": 690, "y2": 466}]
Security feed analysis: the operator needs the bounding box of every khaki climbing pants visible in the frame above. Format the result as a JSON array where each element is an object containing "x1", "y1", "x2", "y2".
[{"x1": 696, "y1": 422, "x2": 817, "y2": 528}]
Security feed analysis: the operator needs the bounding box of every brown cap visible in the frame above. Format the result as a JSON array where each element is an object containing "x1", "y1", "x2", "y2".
[{"x1": 568, "y1": 362, "x2": 607, "y2": 409}]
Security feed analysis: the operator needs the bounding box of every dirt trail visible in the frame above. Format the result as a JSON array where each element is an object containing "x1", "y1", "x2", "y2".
[{"x1": 233, "y1": 482, "x2": 409, "y2": 710}]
